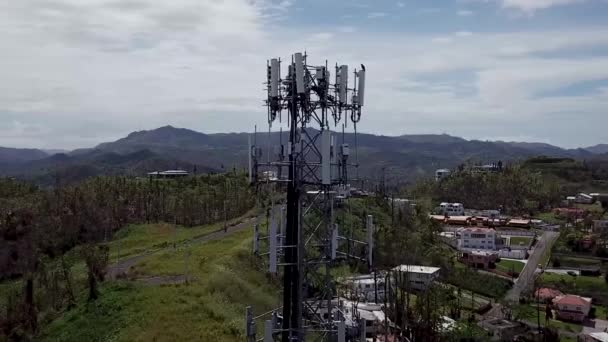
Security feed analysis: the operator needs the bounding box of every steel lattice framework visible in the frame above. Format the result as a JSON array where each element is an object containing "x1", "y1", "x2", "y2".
[{"x1": 246, "y1": 52, "x2": 368, "y2": 342}]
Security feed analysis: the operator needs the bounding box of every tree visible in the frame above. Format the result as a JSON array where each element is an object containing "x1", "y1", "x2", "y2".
[{"x1": 82, "y1": 244, "x2": 109, "y2": 301}]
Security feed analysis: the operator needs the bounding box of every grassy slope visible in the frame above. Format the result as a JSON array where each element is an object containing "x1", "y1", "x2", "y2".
[
  {"x1": 510, "y1": 236, "x2": 532, "y2": 246},
  {"x1": 108, "y1": 209, "x2": 258, "y2": 261},
  {"x1": 495, "y1": 259, "x2": 525, "y2": 274},
  {"x1": 40, "y1": 229, "x2": 279, "y2": 342}
]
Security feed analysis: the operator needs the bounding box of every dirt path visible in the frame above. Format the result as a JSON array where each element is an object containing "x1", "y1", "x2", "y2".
[{"x1": 107, "y1": 215, "x2": 259, "y2": 280}]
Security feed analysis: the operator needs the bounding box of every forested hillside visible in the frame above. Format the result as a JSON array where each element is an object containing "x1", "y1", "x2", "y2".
[{"x1": 0, "y1": 173, "x2": 255, "y2": 340}]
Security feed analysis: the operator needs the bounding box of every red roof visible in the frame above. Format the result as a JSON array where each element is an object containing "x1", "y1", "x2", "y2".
[
  {"x1": 535, "y1": 287, "x2": 563, "y2": 299},
  {"x1": 553, "y1": 295, "x2": 590, "y2": 306},
  {"x1": 462, "y1": 227, "x2": 495, "y2": 233}
]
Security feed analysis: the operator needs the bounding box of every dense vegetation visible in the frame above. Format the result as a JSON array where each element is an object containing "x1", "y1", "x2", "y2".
[
  {"x1": 523, "y1": 156, "x2": 608, "y2": 193},
  {"x1": 0, "y1": 173, "x2": 255, "y2": 340},
  {"x1": 411, "y1": 164, "x2": 562, "y2": 214}
]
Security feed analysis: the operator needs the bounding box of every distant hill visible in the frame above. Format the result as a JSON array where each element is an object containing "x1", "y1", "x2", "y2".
[
  {"x1": 1, "y1": 125, "x2": 606, "y2": 186},
  {"x1": 0, "y1": 147, "x2": 215, "y2": 186},
  {"x1": 0, "y1": 147, "x2": 48, "y2": 164},
  {"x1": 586, "y1": 144, "x2": 608, "y2": 154}
]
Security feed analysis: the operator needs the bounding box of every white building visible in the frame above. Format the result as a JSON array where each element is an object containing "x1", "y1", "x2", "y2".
[
  {"x1": 391, "y1": 265, "x2": 441, "y2": 291},
  {"x1": 459, "y1": 227, "x2": 498, "y2": 251},
  {"x1": 147, "y1": 170, "x2": 189, "y2": 178},
  {"x1": 438, "y1": 202, "x2": 464, "y2": 216},
  {"x1": 576, "y1": 193, "x2": 594, "y2": 204},
  {"x1": 435, "y1": 169, "x2": 451, "y2": 181}
]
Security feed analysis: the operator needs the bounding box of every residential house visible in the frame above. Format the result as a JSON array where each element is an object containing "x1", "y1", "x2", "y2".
[
  {"x1": 391, "y1": 265, "x2": 441, "y2": 291},
  {"x1": 554, "y1": 207, "x2": 587, "y2": 220},
  {"x1": 435, "y1": 168, "x2": 451, "y2": 181},
  {"x1": 576, "y1": 193, "x2": 595, "y2": 204},
  {"x1": 459, "y1": 227, "x2": 499, "y2": 251},
  {"x1": 535, "y1": 288, "x2": 563, "y2": 303},
  {"x1": 552, "y1": 295, "x2": 592, "y2": 322},
  {"x1": 479, "y1": 319, "x2": 528, "y2": 342},
  {"x1": 459, "y1": 250, "x2": 498, "y2": 269}
]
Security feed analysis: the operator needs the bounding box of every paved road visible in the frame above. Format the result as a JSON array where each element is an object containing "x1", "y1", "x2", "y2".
[
  {"x1": 107, "y1": 215, "x2": 258, "y2": 279},
  {"x1": 504, "y1": 231, "x2": 560, "y2": 302}
]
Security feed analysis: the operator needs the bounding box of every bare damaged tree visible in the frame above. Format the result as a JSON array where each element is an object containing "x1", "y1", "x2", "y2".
[{"x1": 82, "y1": 244, "x2": 109, "y2": 301}]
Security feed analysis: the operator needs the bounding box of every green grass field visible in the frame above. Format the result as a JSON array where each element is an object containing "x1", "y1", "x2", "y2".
[
  {"x1": 108, "y1": 209, "x2": 257, "y2": 261},
  {"x1": 495, "y1": 259, "x2": 525, "y2": 274},
  {"x1": 40, "y1": 229, "x2": 279, "y2": 341},
  {"x1": 510, "y1": 236, "x2": 533, "y2": 246},
  {"x1": 593, "y1": 305, "x2": 608, "y2": 320},
  {"x1": 536, "y1": 212, "x2": 564, "y2": 225},
  {"x1": 448, "y1": 268, "x2": 513, "y2": 299}
]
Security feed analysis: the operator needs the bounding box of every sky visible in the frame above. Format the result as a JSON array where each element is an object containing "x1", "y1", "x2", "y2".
[{"x1": 1, "y1": 0, "x2": 608, "y2": 150}]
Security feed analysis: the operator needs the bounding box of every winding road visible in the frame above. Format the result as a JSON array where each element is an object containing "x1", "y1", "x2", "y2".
[{"x1": 504, "y1": 231, "x2": 560, "y2": 302}]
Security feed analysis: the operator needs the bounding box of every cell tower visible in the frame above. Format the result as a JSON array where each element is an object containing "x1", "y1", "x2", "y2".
[{"x1": 246, "y1": 52, "x2": 370, "y2": 342}]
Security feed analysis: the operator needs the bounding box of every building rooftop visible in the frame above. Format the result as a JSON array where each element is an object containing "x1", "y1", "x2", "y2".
[
  {"x1": 535, "y1": 287, "x2": 563, "y2": 299},
  {"x1": 468, "y1": 250, "x2": 498, "y2": 256},
  {"x1": 393, "y1": 265, "x2": 441, "y2": 274},
  {"x1": 148, "y1": 169, "x2": 189, "y2": 176},
  {"x1": 588, "y1": 332, "x2": 608, "y2": 342},
  {"x1": 462, "y1": 227, "x2": 496, "y2": 233},
  {"x1": 508, "y1": 219, "x2": 531, "y2": 225},
  {"x1": 553, "y1": 295, "x2": 591, "y2": 306}
]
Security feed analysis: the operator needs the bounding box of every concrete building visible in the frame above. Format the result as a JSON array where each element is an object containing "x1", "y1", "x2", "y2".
[
  {"x1": 459, "y1": 250, "x2": 498, "y2": 269},
  {"x1": 552, "y1": 295, "x2": 591, "y2": 322},
  {"x1": 340, "y1": 274, "x2": 386, "y2": 302},
  {"x1": 479, "y1": 319, "x2": 527, "y2": 341},
  {"x1": 435, "y1": 168, "x2": 451, "y2": 181},
  {"x1": 438, "y1": 202, "x2": 465, "y2": 216},
  {"x1": 391, "y1": 265, "x2": 441, "y2": 291},
  {"x1": 459, "y1": 227, "x2": 499, "y2": 251},
  {"x1": 147, "y1": 170, "x2": 189, "y2": 178}
]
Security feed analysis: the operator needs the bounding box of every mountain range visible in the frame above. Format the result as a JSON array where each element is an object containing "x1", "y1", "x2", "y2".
[{"x1": 0, "y1": 125, "x2": 606, "y2": 185}]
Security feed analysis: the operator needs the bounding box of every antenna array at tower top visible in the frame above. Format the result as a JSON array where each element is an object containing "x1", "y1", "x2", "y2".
[{"x1": 266, "y1": 52, "x2": 365, "y2": 128}]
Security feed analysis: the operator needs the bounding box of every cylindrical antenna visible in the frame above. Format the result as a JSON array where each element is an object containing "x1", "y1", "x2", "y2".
[
  {"x1": 338, "y1": 65, "x2": 348, "y2": 105},
  {"x1": 294, "y1": 52, "x2": 305, "y2": 94},
  {"x1": 358, "y1": 68, "x2": 366, "y2": 107},
  {"x1": 270, "y1": 58, "x2": 280, "y2": 98}
]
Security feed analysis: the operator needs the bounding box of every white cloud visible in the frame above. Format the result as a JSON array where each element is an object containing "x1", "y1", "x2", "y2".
[
  {"x1": 367, "y1": 12, "x2": 387, "y2": 18},
  {"x1": 494, "y1": 0, "x2": 587, "y2": 13},
  {"x1": 0, "y1": 0, "x2": 607, "y2": 148},
  {"x1": 416, "y1": 7, "x2": 441, "y2": 14},
  {"x1": 397, "y1": 2, "x2": 406, "y2": 8},
  {"x1": 457, "y1": 9, "x2": 474, "y2": 16},
  {"x1": 337, "y1": 26, "x2": 356, "y2": 33}
]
